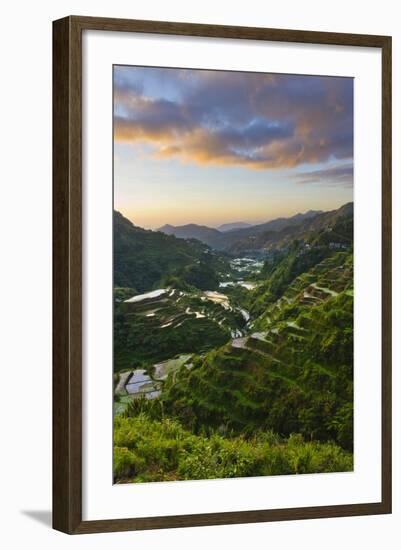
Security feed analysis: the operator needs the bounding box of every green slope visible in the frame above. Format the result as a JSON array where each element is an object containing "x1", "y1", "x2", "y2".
[
  {"x1": 113, "y1": 204, "x2": 354, "y2": 483},
  {"x1": 162, "y1": 252, "x2": 353, "y2": 450},
  {"x1": 114, "y1": 287, "x2": 247, "y2": 371},
  {"x1": 114, "y1": 210, "x2": 227, "y2": 293}
]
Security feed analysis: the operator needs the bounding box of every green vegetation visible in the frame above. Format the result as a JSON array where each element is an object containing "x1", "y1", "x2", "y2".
[
  {"x1": 114, "y1": 287, "x2": 138, "y2": 302},
  {"x1": 114, "y1": 211, "x2": 227, "y2": 292},
  {"x1": 161, "y1": 260, "x2": 220, "y2": 291},
  {"x1": 162, "y1": 287, "x2": 353, "y2": 450},
  {"x1": 113, "y1": 205, "x2": 354, "y2": 482},
  {"x1": 114, "y1": 415, "x2": 352, "y2": 483},
  {"x1": 114, "y1": 289, "x2": 245, "y2": 371}
]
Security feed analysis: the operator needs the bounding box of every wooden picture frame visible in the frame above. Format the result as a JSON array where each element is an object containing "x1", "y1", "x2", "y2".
[{"x1": 53, "y1": 15, "x2": 392, "y2": 534}]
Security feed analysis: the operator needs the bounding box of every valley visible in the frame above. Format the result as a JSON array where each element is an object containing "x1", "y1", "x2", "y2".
[
  {"x1": 114, "y1": 255, "x2": 261, "y2": 374},
  {"x1": 113, "y1": 204, "x2": 354, "y2": 483}
]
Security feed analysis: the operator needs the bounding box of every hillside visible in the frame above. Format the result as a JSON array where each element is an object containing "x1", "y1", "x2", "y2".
[
  {"x1": 114, "y1": 287, "x2": 247, "y2": 371},
  {"x1": 218, "y1": 222, "x2": 253, "y2": 232},
  {"x1": 158, "y1": 210, "x2": 323, "y2": 250},
  {"x1": 227, "y1": 203, "x2": 352, "y2": 254},
  {"x1": 113, "y1": 203, "x2": 354, "y2": 482},
  {"x1": 162, "y1": 251, "x2": 353, "y2": 449},
  {"x1": 219, "y1": 209, "x2": 324, "y2": 251},
  {"x1": 114, "y1": 211, "x2": 228, "y2": 293},
  {"x1": 157, "y1": 223, "x2": 221, "y2": 248}
]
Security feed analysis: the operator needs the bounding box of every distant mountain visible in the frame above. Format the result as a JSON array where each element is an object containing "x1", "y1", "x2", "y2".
[
  {"x1": 227, "y1": 203, "x2": 353, "y2": 255},
  {"x1": 218, "y1": 222, "x2": 253, "y2": 232},
  {"x1": 158, "y1": 209, "x2": 324, "y2": 251},
  {"x1": 114, "y1": 212, "x2": 225, "y2": 293},
  {"x1": 231, "y1": 209, "x2": 323, "y2": 236},
  {"x1": 157, "y1": 223, "x2": 222, "y2": 248}
]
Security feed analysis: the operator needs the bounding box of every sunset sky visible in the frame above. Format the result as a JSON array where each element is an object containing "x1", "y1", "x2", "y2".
[{"x1": 113, "y1": 66, "x2": 353, "y2": 229}]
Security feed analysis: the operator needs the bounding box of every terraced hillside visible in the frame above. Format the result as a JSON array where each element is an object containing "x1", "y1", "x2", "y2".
[
  {"x1": 113, "y1": 204, "x2": 354, "y2": 482},
  {"x1": 162, "y1": 251, "x2": 353, "y2": 449},
  {"x1": 114, "y1": 287, "x2": 248, "y2": 371},
  {"x1": 251, "y1": 252, "x2": 353, "y2": 331}
]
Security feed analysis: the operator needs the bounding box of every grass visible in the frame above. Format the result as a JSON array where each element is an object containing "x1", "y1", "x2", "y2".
[{"x1": 114, "y1": 414, "x2": 353, "y2": 483}]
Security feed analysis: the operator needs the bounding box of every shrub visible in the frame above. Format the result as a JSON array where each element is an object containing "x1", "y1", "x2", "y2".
[{"x1": 113, "y1": 415, "x2": 353, "y2": 483}]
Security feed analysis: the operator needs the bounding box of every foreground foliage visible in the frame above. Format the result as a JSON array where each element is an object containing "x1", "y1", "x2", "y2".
[{"x1": 114, "y1": 414, "x2": 353, "y2": 483}]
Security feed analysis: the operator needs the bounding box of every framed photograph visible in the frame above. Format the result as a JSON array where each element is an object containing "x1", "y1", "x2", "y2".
[{"x1": 53, "y1": 16, "x2": 392, "y2": 534}]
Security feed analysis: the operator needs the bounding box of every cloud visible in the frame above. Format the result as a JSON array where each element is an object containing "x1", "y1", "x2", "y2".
[
  {"x1": 114, "y1": 67, "x2": 353, "y2": 171},
  {"x1": 293, "y1": 165, "x2": 353, "y2": 187}
]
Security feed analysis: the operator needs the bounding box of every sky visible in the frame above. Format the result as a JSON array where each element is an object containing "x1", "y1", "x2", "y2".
[{"x1": 113, "y1": 65, "x2": 353, "y2": 229}]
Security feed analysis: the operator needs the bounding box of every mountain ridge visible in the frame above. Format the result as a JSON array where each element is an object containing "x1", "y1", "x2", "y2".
[
  {"x1": 156, "y1": 207, "x2": 353, "y2": 251},
  {"x1": 157, "y1": 223, "x2": 221, "y2": 248},
  {"x1": 218, "y1": 222, "x2": 253, "y2": 232},
  {"x1": 114, "y1": 211, "x2": 227, "y2": 293},
  {"x1": 227, "y1": 202, "x2": 353, "y2": 254}
]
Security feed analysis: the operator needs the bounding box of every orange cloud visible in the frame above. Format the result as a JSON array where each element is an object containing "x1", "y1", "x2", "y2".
[{"x1": 114, "y1": 68, "x2": 353, "y2": 172}]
